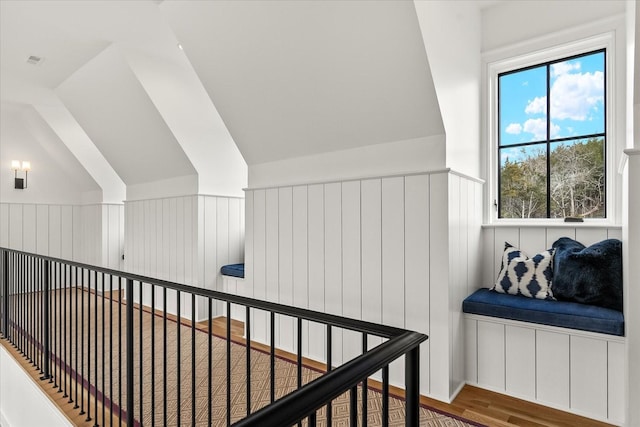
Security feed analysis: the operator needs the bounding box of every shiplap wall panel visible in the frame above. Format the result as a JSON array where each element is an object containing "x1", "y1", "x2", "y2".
[
  {"x1": 536, "y1": 330, "x2": 570, "y2": 407},
  {"x1": 342, "y1": 181, "x2": 361, "y2": 363},
  {"x1": 481, "y1": 227, "x2": 494, "y2": 287},
  {"x1": 477, "y1": 320, "x2": 505, "y2": 391},
  {"x1": 22, "y1": 205, "x2": 36, "y2": 253},
  {"x1": 575, "y1": 228, "x2": 608, "y2": 246},
  {"x1": 429, "y1": 172, "x2": 449, "y2": 400},
  {"x1": 518, "y1": 228, "x2": 546, "y2": 257},
  {"x1": 49, "y1": 205, "x2": 61, "y2": 258},
  {"x1": 278, "y1": 187, "x2": 294, "y2": 351},
  {"x1": 325, "y1": 183, "x2": 343, "y2": 365},
  {"x1": 570, "y1": 336, "x2": 607, "y2": 419},
  {"x1": 545, "y1": 227, "x2": 576, "y2": 248},
  {"x1": 361, "y1": 178, "x2": 383, "y2": 353},
  {"x1": 607, "y1": 227, "x2": 622, "y2": 240},
  {"x1": 307, "y1": 184, "x2": 326, "y2": 362},
  {"x1": 608, "y1": 341, "x2": 625, "y2": 424},
  {"x1": 176, "y1": 197, "x2": 186, "y2": 284},
  {"x1": 252, "y1": 190, "x2": 268, "y2": 343},
  {"x1": 61, "y1": 206, "x2": 73, "y2": 261},
  {"x1": 505, "y1": 325, "x2": 535, "y2": 400},
  {"x1": 243, "y1": 171, "x2": 482, "y2": 398},
  {"x1": 265, "y1": 189, "x2": 278, "y2": 305},
  {"x1": 9, "y1": 204, "x2": 23, "y2": 250},
  {"x1": 464, "y1": 318, "x2": 477, "y2": 384},
  {"x1": 36, "y1": 205, "x2": 48, "y2": 255},
  {"x1": 291, "y1": 186, "x2": 309, "y2": 355},
  {"x1": 0, "y1": 204, "x2": 9, "y2": 247}
]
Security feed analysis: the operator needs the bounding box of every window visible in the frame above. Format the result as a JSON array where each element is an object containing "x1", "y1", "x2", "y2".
[{"x1": 497, "y1": 50, "x2": 606, "y2": 219}]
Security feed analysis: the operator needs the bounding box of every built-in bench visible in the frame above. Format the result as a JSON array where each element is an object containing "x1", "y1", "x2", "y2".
[{"x1": 463, "y1": 288, "x2": 625, "y2": 425}]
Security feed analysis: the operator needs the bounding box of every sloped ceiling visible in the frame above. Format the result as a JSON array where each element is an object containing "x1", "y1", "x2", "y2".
[
  {"x1": 162, "y1": 0, "x2": 445, "y2": 166},
  {"x1": 56, "y1": 45, "x2": 196, "y2": 186}
]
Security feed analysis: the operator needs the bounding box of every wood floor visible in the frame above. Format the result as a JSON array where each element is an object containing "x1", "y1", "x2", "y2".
[{"x1": 2, "y1": 316, "x2": 615, "y2": 427}]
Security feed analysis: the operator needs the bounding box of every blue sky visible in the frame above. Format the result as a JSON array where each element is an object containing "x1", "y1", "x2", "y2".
[{"x1": 499, "y1": 51, "x2": 605, "y2": 152}]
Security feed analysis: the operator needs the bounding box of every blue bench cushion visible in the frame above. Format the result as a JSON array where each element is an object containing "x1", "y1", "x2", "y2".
[
  {"x1": 220, "y1": 263, "x2": 245, "y2": 278},
  {"x1": 463, "y1": 288, "x2": 624, "y2": 336}
]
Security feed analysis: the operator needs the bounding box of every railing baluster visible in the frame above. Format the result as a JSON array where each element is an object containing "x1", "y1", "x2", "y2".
[
  {"x1": 126, "y1": 278, "x2": 134, "y2": 426},
  {"x1": 246, "y1": 306, "x2": 251, "y2": 418},
  {"x1": 350, "y1": 385, "x2": 358, "y2": 425},
  {"x1": 74, "y1": 266, "x2": 79, "y2": 409},
  {"x1": 119, "y1": 277, "x2": 123, "y2": 427},
  {"x1": 177, "y1": 290, "x2": 182, "y2": 427},
  {"x1": 163, "y1": 287, "x2": 167, "y2": 427},
  {"x1": 270, "y1": 311, "x2": 275, "y2": 404},
  {"x1": 191, "y1": 293, "x2": 196, "y2": 427},
  {"x1": 101, "y1": 272, "x2": 106, "y2": 427},
  {"x1": 208, "y1": 298, "x2": 213, "y2": 426},
  {"x1": 41, "y1": 259, "x2": 50, "y2": 381},
  {"x1": 86, "y1": 270, "x2": 93, "y2": 422},
  {"x1": 405, "y1": 346, "x2": 420, "y2": 427},
  {"x1": 226, "y1": 301, "x2": 231, "y2": 427},
  {"x1": 94, "y1": 270, "x2": 99, "y2": 425},
  {"x1": 362, "y1": 333, "x2": 368, "y2": 427},
  {"x1": 109, "y1": 275, "x2": 114, "y2": 427},
  {"x1": 138, "y1": 282, "x2": 143, "y2": 426},
  {"x1": 297, "y1": 317, "x2": 302, "y2": 427},
  {"x1": 308, "y1": 412, "x2": 317, "y2": 427},
  {"x1": 80, "y1": 269, "x2": 86, "y2": 416},
  {"x1": 63, "y1": 264, "x2": 68, "y2": 398},
  {"x1": 382, "y1": 365, "x2": 389, "y2": 427},
  {"x1": 151, "y1": 283, "x2": 156, "y2": 427},
  {"x1": 326, "y1": 324, "x2": 332, "y2": 425}
]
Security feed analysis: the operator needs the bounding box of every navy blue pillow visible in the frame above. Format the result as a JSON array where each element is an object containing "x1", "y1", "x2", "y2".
[{"x1": 552, "y1": 237, "x2": 623, "y2": 312}]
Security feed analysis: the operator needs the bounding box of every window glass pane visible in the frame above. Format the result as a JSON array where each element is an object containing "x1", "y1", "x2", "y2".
[
  {"x1": 550, "y1": 137, "x2": 605, "y2": 218},
  {"x1": 499, "y1": 66, "x2": 547, "y2": 146},
  {"x1": 499, "y1": 144, "x2": 547, "y2": 218},
  {"x1": 549, "y1": 51, "x2": 605, "y2": 139}
]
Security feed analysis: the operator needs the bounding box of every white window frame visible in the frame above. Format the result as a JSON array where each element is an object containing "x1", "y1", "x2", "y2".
[{"x1": 484, "y1": 28, "x2": 622, "y2": 226}]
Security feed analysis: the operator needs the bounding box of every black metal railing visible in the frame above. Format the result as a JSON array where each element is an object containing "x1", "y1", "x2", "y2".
[{"x1": 0, "y1": 247, "x2": 427, "y2": 426}]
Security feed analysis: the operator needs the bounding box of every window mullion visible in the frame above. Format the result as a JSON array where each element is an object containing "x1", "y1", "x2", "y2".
[{"x1": 546, "y1": 64, "x2": 551, "y2": 218}]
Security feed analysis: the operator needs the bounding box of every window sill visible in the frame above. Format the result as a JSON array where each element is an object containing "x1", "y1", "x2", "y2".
[{"x1": 482, "y1": 220, "x2": 622, "y2": 229}]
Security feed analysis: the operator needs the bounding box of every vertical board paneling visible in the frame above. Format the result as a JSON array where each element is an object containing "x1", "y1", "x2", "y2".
[
  {"x1": 381, "y1": 177, "x2": 405, "y2": 329},
  {"x1": 292, "y1": 187, "x2": 309, "y2": 355},
  {"x1": 324, "y1": 182, "x2": 342, "y2": 365},
  {"x1": 48, "y1": 205, "x2": 61, "y2": 257},
  {"x1": 253, "y1": 190, "x2": 267, "y2": 343},
  {"x1": 545, "y1": 227, "x2": 575, "y2": 248},
  {"x1": 9, "y1": 204, "x2": 23, "y2": 250},
  {"x1": 570, "y1": 336, "x2": 607, "y2": 419},
  {"x1": 429, "y1": 173, "x2": 449, "y2": 400},
  {"x1": 176, "y1": 197, "x2": 185, "y2": 284},
  {"x1": 244, "y1": 192, "x2": 254, "y2": 298},
  {"x1": 481, "y1": 227, "x2": 495, "y2": 287},
  {"x1": 0, "y1": 204, "x2": 9, "y2": 248},
  {"x1": 204, "y1": 197, "x2": 218, "y2": 291},
  {"x1": 575, "y1": 228, "x2": 608, "y2": 246},
  {"x1": 342, "y1": 181, "x2": 361, "y2": 363},
  {"x1": 505, "y1": 325, "x2": 536, "y2": 400},
  {"x1": 183, "y1": 196, "x2": 194, "y2": 284},
  {"x1": 162, "y1": 199, "x2": 171, "y2": 281},
  {"x1": 607, "y1": 227, "x2": 622, "y2": 240},
  {"x1": 477, "y1": 320, "x2": 505, "y2": 391},
  {"x1": 229, "y1": 198, "x2": 242, "y2": 265},
  {"x1": 74, "y1": 206, "x2": 82, "y2": 262},
  {"x1": 60, "y1": 206, "x2": 73, "y2": 261},
  {"x1": 536, "y1": 330, "x2": 569, "y2": 407},
  {"x1": 169, "y1": 198, "x2": 178, "y2": 282},
  {"x1": 36, "y1": 205, "x2": 48, "y2": 255},
  {"x1": 265, "y1": 190, "x2": 278, "y2": 304},
  {"x1": 608, "y1": 341, "x2": 625, "y2": 424},
  {"x1": 307, "y1": 184, "x2": 325, "y2": 361},
  {"x1": 464, "y1": 318, "x2": 477, "y2": 384},
  {"x1": 278, "y1": 187, "x2": 294, "y2": 351},
  {"x1": 519, "y1": 228, "x2": 547, "y2": 256},
  {"x1": 361, "y1": 179, "x2": 382, "y2": 329},
  {"x1": 493, "y1": 227, "x2": 519, "y2": 280},
  {"x1": 449, "y1": 175, "x2": 465, "y2": 392},
  {"x1": 22, "y1": 204, "x2": 36, "y2": 253}
]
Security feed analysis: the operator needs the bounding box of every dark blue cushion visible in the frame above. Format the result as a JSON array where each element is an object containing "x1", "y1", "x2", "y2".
[
  {"x1": 552, "y1": 238, "x2": 623, "y2": 312},
  {"x1": 220, "y1": 263, "x2": 245, "y2": 278},
  {"x1": 463, "y1": 288, "x2": 624, "y2": 336}
]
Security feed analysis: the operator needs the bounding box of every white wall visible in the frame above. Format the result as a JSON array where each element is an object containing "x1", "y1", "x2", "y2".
[
  {"x1": 124, "y1": 195, "x2": 244, "y2": 319},
  {"x1": 0, "y1": 345, "x2": 72, "y2": 427},
  {"x1": 243, "y1": 170, "x2": 482, "y2": 402},
  {"x1": 414, "y1": 1, "x2": 482, "y2": 178},
  {"x1": 0, "y1": 202, "x2": 123, "y2": 269}
]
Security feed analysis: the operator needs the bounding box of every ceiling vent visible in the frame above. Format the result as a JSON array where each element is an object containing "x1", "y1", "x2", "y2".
[{"x1": 26, "y1": 55, "x2": 43, "y2": 65}]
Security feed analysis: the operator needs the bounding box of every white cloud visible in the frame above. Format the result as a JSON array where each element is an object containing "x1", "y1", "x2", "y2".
[
  {"x1": 525, "y1": 96, "x2": 546, "y2": 115},
  {"x1": 550, "y1": 70, "x2": 604, "y2": 121},
  {"x1": 551, "y1": 61, "x2": 581, "y2": 77},
  {"x1": 505, "y1": 123, "x2": 522, "y2": 134},
  {"x1": 523, "y1": 119, "x2": 560, "y2": 139}
]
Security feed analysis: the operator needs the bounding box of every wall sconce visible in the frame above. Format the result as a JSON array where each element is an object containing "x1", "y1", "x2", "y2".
[{"x1": 11, "y1": 160, "x2": 31, "y2": 189}]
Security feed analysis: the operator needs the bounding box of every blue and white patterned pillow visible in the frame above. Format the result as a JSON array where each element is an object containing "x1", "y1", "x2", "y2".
[{"x1": 492, "y1": 242, "x2": 555, "y2": 300}]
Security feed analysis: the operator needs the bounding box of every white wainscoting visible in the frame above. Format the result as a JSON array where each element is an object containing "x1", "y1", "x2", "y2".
[
  {"x1": 0, "y1": 202, "x2": 123, "y2": 268},
  {"x1": 124, "y1": 195, "x2": 244, "y2": 319},
  {"x1": 465, "y1": 315, "x2": 625, "y2": 425},
  {"x1": 243, "y1": 170, "x2": 483, "y2": 401}
]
